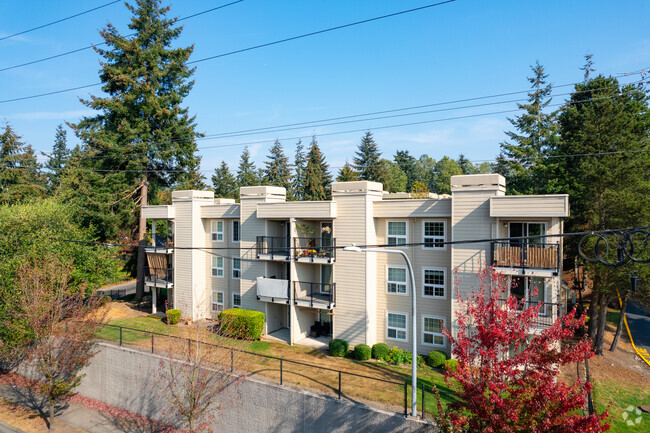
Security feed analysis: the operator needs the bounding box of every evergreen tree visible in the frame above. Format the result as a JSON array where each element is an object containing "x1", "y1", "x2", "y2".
[
  {"x1": 303, "y1": 137, "x2": 331, "y2": 201},
  {"x1": 457, "y1": 154, "x2": 473, "y2": 174},
  {"x1": 394, "y1": 150, "x2": 418, "y2": 191},
  {"x1": 44, "y1": 124, "x2": 70, "y2": 191},
  {"x1": 264, "y1": 140, "x2": 292, "y2": 193},
  {"x1": 212, "y1": 161, "x2": 238, "y2": 199},
  {"x1": 291, "y1": 140, "x2": 305, "y2": 201},
  {"x1": 237, "y1": 147, "x2": 259, "y2": 187},
  {"x1": 377, "y1": 159, "x2": 407, "y2": 192},
  {"x1": 499, "y1": 61, "x2": 558, "y2": 195},
  {"x1": 336, "y1": 162, "x2": 359, "y2": 182},
  {"x1": 0, "y1": 123, "x2": 44, "y2": 205},
  {"x1": 353, "y1": 131, "x2": 382, "y2": 181},
  {"x1": 432, "y1": 156, "x2": 463, "y2": 194}
]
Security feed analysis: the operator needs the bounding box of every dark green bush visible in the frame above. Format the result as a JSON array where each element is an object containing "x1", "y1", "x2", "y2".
[
  {"x1": 371, "y1": 343, "x2": 389, "y2": 360},
  {"x1": 218, "y1": 308, "x2": 265, "y2": 340},
  {"x1": 100, "y1": 295, "x2": 112, "y2": 306},
  {"x1": 353, "y1": 344, "x2": 371, "y2": 361},
  {"x1": 427, "y1": 350, "x2": 448, "y2": 368},
  {"x1": 166, "y1": 309, "x2": 181, "y2": 325},
  {"x1": 444, "y1": 359, "x2": 459, "y2": 372},
  {"x1": 329, "y1": 339, "x2": 349, "y2": 357}
]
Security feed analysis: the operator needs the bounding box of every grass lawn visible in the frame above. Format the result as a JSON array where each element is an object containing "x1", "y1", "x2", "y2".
[
  {"x1": 95, "y1": 316, "x2": 175, "y2": 343},
  {"x1": 593, "y1": 380, "x2": 650, "y2": 432}
]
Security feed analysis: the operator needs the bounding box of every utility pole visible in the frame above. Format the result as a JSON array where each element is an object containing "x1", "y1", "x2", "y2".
[{"x1": 136, "y1": 177, "x2": 148, "y2": 300}]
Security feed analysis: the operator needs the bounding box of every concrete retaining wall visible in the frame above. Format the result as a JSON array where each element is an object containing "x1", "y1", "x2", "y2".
[{"x1": 76, "y1": 343, "x2": 433, "y2": 433}]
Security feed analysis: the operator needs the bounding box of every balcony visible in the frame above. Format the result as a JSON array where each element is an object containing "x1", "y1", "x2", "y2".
[
  {"x1": 256, "y1": 277, "x2": 290, "y2": 304},
  {"x1": 145, "y1": 232, "x2": 174, "y2": 254},
  {"x1": 256, "y1": 236, "x2": 291, "y2": 261},
  {"x1": 294, "y1": 237, "x2": 336, "y2": 264},
  {"x1": 491, "y1": 241, "x2": 560, "y2": 273},
  {"x1": 145, "y1": 266, "x2": 173, "y2": 288},
  {"x1": 293, "y1": 282, "x2": 335, "y2": 309},
  {"x1": 497, "y1": 299, "x2": 562, "y2": 329}
]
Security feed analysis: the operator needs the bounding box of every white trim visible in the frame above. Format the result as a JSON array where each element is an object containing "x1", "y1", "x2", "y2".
[
  {"x1": 211, "y1": 256, "x2": 224, "y2": 277},
  {"x1": 386, "y1": 311, "x2": 408, "y2": 341},
  {"x1": 232, "y1": 292, "x2": 241, "y2": 309},
  {"x1": 212, "y1": 290, "x2": 224, "y2": 312},
  {"x1": 422, "y1": 315, "x2": 446, "y2": 347},
  {"x1": 232, "y1": 257, "x2": 241, "y2": 279},
  {"x1": 422, "y1": 267, "x2": 446, "y2": 299},
  {"x1": 422, "y1": 220, "x2": 446, "y2": 250},
  {"x1": 386, "y1": 220, "x2": 408, "y2": 247},
  {"x1": 232, "y1": 220, "x2": 240, "y2": 243},
  {"x1": 211, "y1": 220, "x2": 224, "y2": 242},
  {"x1": 386, "y1": 265, "x2": 408, "y2": 295}
]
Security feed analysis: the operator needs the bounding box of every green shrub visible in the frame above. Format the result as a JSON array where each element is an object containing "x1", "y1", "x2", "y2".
[
  {"x1": 387, "y1": 346, "x2": 406, "y2": 365},
  {"x1": 100, "y1": 295, "x2": 112, "y2": 306},
  {"x1": 166, "y1": 309, "x2": 181, "y2": 325},
  {"x1": 371, "y1": 343, "x2": 390, "y2": 360},
  {"x1": 444, "y1": 359, "x2": 459, "y2": 372},
  {"x1": 427, "y1": 350, "x2": 447, "y2": 368},
  {"x1": 218, "y1": 308, "x2": 265, "y2": 340},
  {"x1": 329, "y1": 339, "x2": 349, "y2": 357},
  {"x1": 353, "y1": 344, "x2": 371, "y2": 361}
]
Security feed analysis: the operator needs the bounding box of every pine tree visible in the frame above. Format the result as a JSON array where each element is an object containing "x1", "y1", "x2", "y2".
[
  {"x1": 353, "y1": 131, "x2": 382, "y2": 181},
  {"x1": 303, "y1": 137, "x2": 331, "y2": 201},
  {"x1": 499, "y1": 61, "x2": 558, "y2": 195},
  {"x1": 291, "y1": 140, "x2": 306, "y2": 201},
  {"x1": 336, "y1": 162, "x2": 359, "y2": 182},
  {"x1": 44, "y1": 124, "x2": 70, "y2": 191},
  {"x1": 237, "y1": 147, "x2": 259, "y2": 187},
  {"x1": 264, "y1": 140, "x2": 292, "y2": 193},
  {"x1": 212, "y1": 161, "x2": 238, "y2": 199},
  {"x1": 393, "y1": 150, "x2": 417, "y2": 191},
  {"x1": 0, "y1": 123, "x2": 44, "y2": 205}
]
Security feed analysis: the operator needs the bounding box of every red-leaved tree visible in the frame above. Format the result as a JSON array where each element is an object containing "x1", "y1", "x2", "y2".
[{"x1": 443, "y1": 268, "x2": 609, "y2": 433}]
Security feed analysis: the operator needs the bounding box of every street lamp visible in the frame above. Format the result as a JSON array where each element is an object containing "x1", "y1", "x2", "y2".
[{"x1": 343, "y1": 244, "x2": 418, "y2": 417}]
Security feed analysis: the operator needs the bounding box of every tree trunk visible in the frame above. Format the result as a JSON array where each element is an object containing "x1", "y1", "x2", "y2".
[
  {"x1": 49, "y1": 399, "x2": 54, "y2": 431},
  {"x1": 594, "y1": 294, "x2": 609, "y2": 355},
  {"x1": 587, "y1": 291, "x2": 599, "y2": 345},
  {"x1": 136, "y1": 178, "x2": 148, "y2": 300},
  {"x1": 609, "y1": 293, "x2": 627, "y2": 352}
]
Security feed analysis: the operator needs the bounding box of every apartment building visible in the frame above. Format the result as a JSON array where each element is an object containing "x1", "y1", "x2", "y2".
[{"x1": 141, "y1": 174, "x2": 569, "y2": 354}]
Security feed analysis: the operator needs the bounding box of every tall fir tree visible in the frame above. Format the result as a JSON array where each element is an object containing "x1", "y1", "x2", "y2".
[
  {"x1": 44, "y1": 124, "x2": 70, "y2": 191},
  {"x1": 237, "y1": 147, "x2": 259, "y2": 187},
  {"x1": 211, "y1": 161, "x2": 238, "y2": 199},
  {"x1": 303, "y1": 136, "x2": 331, "y2": 201},
  {"x1": 0, "y1": 123, "x2": 44, "y2": 205},
  {"x1": 291, "y1": 140, "x2": 306, "y2": 201},
  {"x1": 264, "y1": 140, "x2": 292, "y2": 193},
  {"x1": 393, "y1": 150, "x2": 417, "y2": 191},
  {"x1": 498, "y1": 61, "x2": 558, "y2": 195},
  {"x1": 336, "y1": 162, "x2": 359, "y2": 182},
  {"x1": 352, "y1": 131, "x2": 382, "y2": 181}
]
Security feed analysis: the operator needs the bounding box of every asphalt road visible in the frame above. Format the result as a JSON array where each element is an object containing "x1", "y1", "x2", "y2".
[{"x1": 627, "y1": 303, "x2": 650, "y2": 354}]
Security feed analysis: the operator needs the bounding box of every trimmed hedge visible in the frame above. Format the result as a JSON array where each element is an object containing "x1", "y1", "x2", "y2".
[
  {"x1": 444, "y1": 359, "x2": 459, "y2": 372},
  {"x1": 329, "y1": 339, "x2": 349, "y2": 357},
  {"x1": 427, "y1": 350, "x2": 447, "y2": 368},
  {"x1": 371, "y1": 343, "x2": 389, "y2": 360},
  {"x1": 353, "y1": 344, "x2": 371, "y2": 361},
  {"x1": 218, "y1": 308, "x2": 265, "y2": 340},
  {"x1": 166, "y1": 309, "x2": 181, "y2": 325}
]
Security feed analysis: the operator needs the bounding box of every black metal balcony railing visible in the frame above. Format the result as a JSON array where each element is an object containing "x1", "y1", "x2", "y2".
[
  {"x1": 491, "y1": 241, "x2": 560, "y2": 271},
  {"x1": 293, "y1": 282, "x2": 336, "y2": 308},
  {"x1": 256, "y1": 236, "x2": 291, "y2": 260},
  {"x1": 497, "y1": 299, "x2": 562, "y2": 328},
  {"x1": 145, "y1": 266, "x2": 173, "y2": 286},
  {"x1": 145, "y1": 233, "x2": 174, "y2": 252},
  {"x1": 294, "y1": 237, "x2": 337, "y2": 261}
]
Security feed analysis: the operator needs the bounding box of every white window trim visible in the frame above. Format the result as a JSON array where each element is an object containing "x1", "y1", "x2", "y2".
[
  {"x1": 386, "y1": 220, "x2": 408, "y2": 247},
  {"x1": 422, "y1": 315, "x2": 446, "y2": 347},
  {"x1": 423, "y1": 267, "x2": 446, "y2": 299},
  {"x1": 386, "y1": 265, "x2": 408, "y2": 296},
  {"x1": 232, "y1": 293, "x2": 241, "y2": 309},
  {"x1": 211, "y1": 220, "x2": 224, "y2": 242},
  {"x1": 232, "y1": 257, "x2": 241, "y2": 279},
  {"x1": 386, "y1": 311, "x2": 408, "y2": 342},
  {"x1": 422, "y1": 220, "x2": 446, "y2": 250},
  {"x1": 212, "y1": 291, "x2": 224, "y2": 312},
  {"x1": 211, "y1": 256, "x2": 224, "y2": 277},
  {"x1": 232, "y1": 220, "x2": 240, "y2": 243}
]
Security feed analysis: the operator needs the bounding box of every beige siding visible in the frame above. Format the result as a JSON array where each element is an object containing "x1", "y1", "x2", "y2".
[
  {"x1": 257, "y1": 201, "x2": 336, "y2": 219},
  {"x1": 205, "y1": 217, "x2": 241, "y2": 318},
  {"x1": 490, "y1": 195, "x2": 569, "y2": 217},
  {"x1": 201, "y1": 204, "x2": 240, "y2": 219},
  {"x1": 373, "y1": 199, "x2": 451, "y2": 218}
]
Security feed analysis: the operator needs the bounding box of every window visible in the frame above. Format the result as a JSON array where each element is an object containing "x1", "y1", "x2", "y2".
[
  {"x1": 387, "y1": 266, "x2": 407, "y2": 294},
  {"x1": 508, "y1": 222, "x2": 546, "y2": 246},
  {"x1": 232, "y1": 258, "x2": 241, "y2": 279},
  {"x1": 211, "y1": 221, "x2": 224, "y2": 242},
  {"x1": 423, "y1": 221, "x2": 445, "y2": 249},
  {"x1": 509, "y1": 276, "x2": 548, "y2": 314},
  {"x1": 423, "y1": 268, "x2": 445, "y2": 298},
  {"x1": 387, "y1": 312, "x2": 407, "y2": 341},
  {"x1": 232, "y1": 221, "x2": 240, "y2": 242},
  {"x1": 387, "y1": 221, "x2": 407, "y2": 246},
  {"x1": 212, "y1": 291, "x2": 224, "y2": 312},
  {"x1": 423, "y1": 316, "x2": 445, "y2": 346},
  {"x1": 211, "y1": 256, "x2": 224, "y2": 277},
  {"x1": 232, "y1": 293, "x2": 241, "y2": 308}
]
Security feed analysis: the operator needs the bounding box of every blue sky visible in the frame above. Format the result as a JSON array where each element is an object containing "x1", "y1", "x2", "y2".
[{"x1": 1, "y1": 0, "x2": 648, "y2": 176}]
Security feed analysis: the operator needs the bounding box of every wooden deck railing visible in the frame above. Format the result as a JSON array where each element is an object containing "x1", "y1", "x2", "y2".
[{"x1": 492, "y1": 242, "x2": 560, "y2": 271}]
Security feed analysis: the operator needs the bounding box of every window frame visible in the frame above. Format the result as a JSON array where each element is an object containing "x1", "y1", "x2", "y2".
[
  {"x1": 422, "y1": 315, "x2": 446, "y2": 347},
  {"x1": 386, "y1": 265, "x2": 408, "y2": 296},
  {"x1": 211, "y1": 290, "x2": 224, "y2": 312},
  {"x1": 232, "y1": 220, "x2": 240, "y2": 243},
  {"x1": 386, "y1": 311, "x2": 408, "y2": 341},
  {"x1": 211, "y1": 256, "x2": 224, "y2": 277},
  {"x1": 386, "y1": 220, "x2": 408, "y2": 247},
  {"x1": 232, "y1": 293, "x2": 242, "y2": 309},
  {"x1": 232, "y1": 257, "x2": 241, "y2": 279},
  {"x1": 211, "y1": 220, "x2": 224, "y2": 242},
  {"x1": 422, "y1": 220, "x2": 446, "y2": 250},
  {"x1": 423, "y1": 267, "x2": 446, "y2": 299}
]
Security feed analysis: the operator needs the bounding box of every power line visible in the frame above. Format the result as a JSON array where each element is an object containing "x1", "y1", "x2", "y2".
[
  {"x1": 0, "y1": 1, "x2": 456, "y2": 104},
  {"x1": 0, "y1": 1, "x2": 121, "y2": 42}
]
